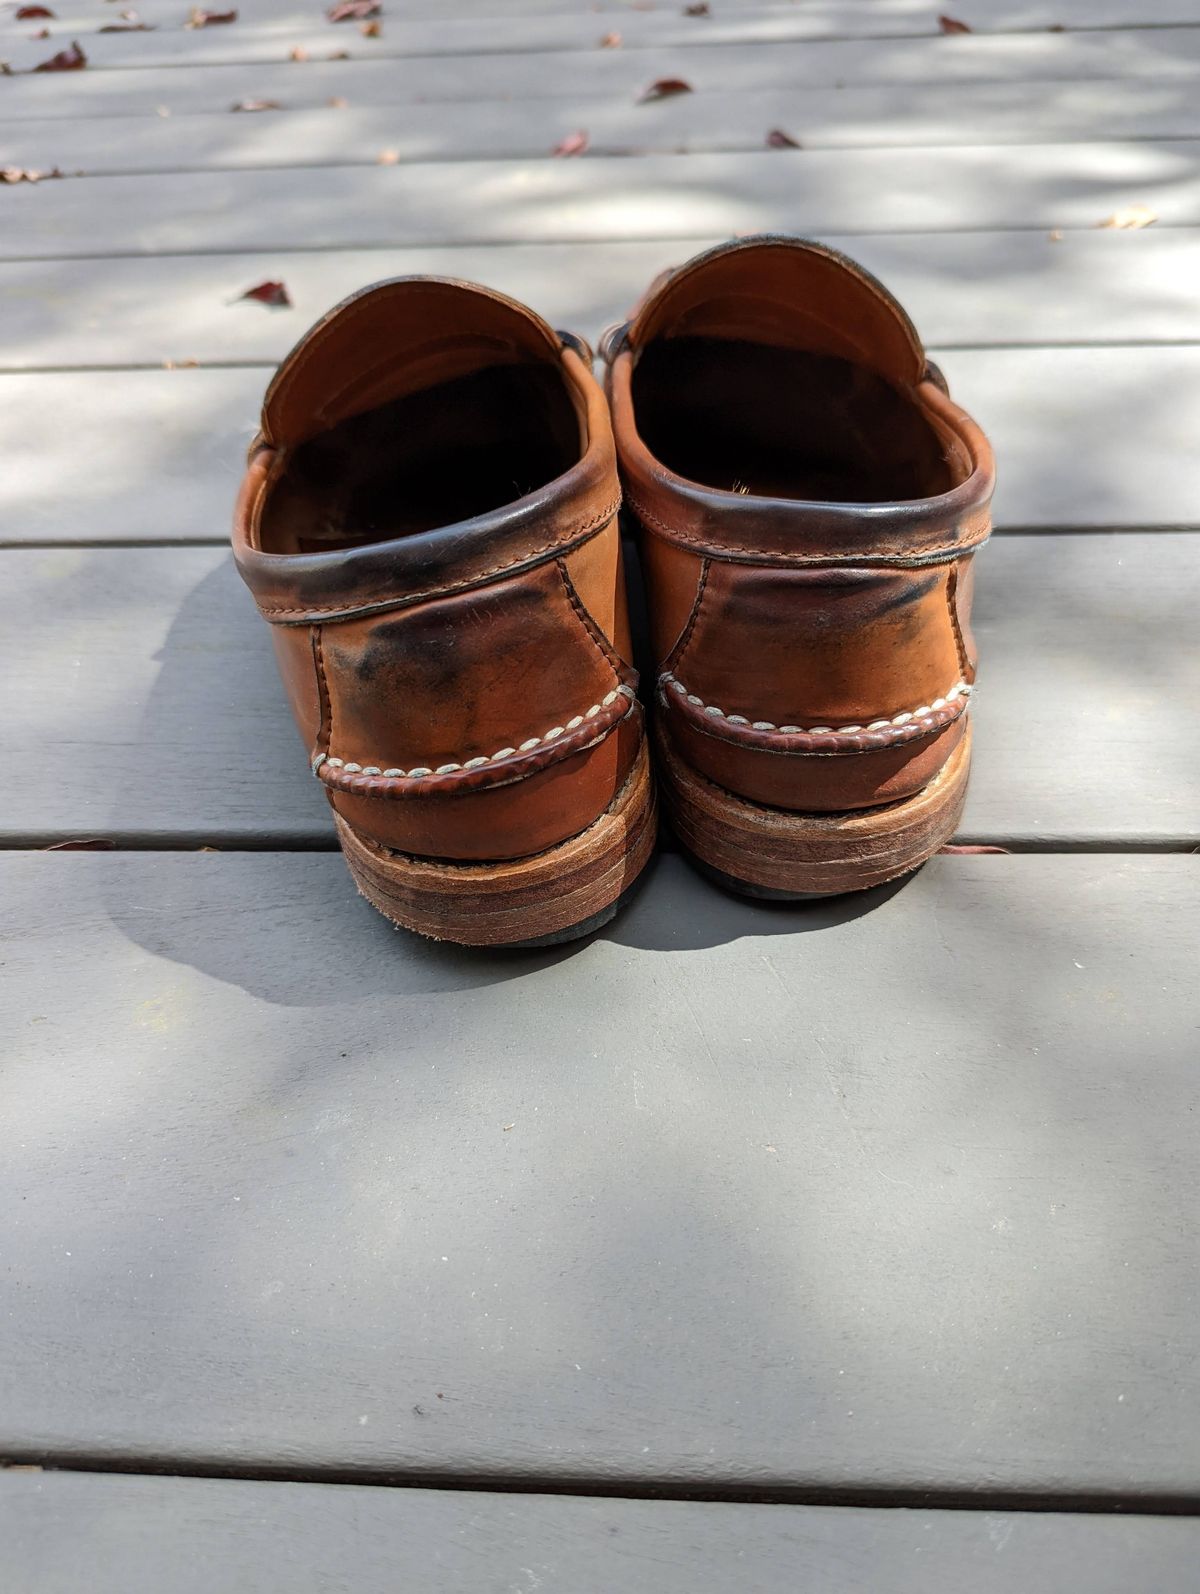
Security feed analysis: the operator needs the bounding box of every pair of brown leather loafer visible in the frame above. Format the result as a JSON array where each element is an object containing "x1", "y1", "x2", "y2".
[{"x1": 233, "y1": 236, "x2": 995, "y2": 946}]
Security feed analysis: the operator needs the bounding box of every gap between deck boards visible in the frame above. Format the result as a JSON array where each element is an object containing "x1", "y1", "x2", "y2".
[{"x1": 7, "y1": 1454, "x2": 1200, "y2": 1516}]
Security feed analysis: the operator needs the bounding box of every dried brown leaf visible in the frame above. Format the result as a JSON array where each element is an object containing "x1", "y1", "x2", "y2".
[
  {"x1": 1, "y1": 165, "x2": 62, "y2": 182},
  {"x1": 598, "y1": 29, "x2": 621, "y2": 47},
  {"x1": 937, "y1": 13, "x2": 971, "y2": 32},
  {"x1": 376, "y1": 147, "x2": 399, "y2": 164},
  {"x1": 32, "y1": 38, "x2": 85, "y2": 69},
  {"x1": 938, "y1": 844, "x2": 1010, "y2": 855},
  {"x1": 239, "y1": 279, "x2": 292, "y2": 307},
  {"x1": 683, "y1": 1, "x2": 710, "y2": 13},
  {"x1": 765, "y1": 127, "x2": 801, "y2": 148},
  {"x1": 185, "y1": 6, "x2": 237, "y2": 26},
  {"x1": 15, "y1": 4, "x2": 55, "y2": 16},
  {"x1": 359, "y1": 17, "x2": 380, "y2": 34},
  {"x1": 43, "y1": 838, "x2": 116, "y2": 851},
  {"x1": 230, "y1": 97, "x2": 281, "y2": 111},
  {"x1": 637, "y1": 76, "x2": 692, "y2": 102},
  {"x1": 326, "y1": 0, "x2": 378, "y2": 19},
  {"x1": 1096, "y1": 203, "x2": 1157, "y2": 230},
  {"x1": 552, "y1": 128, "x2": 589, "y2": 157},
  {"x1": 289, "y1": 43, "x2": 308, "y2": 59}
]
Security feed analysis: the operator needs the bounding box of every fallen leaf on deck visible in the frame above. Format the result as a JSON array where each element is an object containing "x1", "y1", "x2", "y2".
[
  {"x1": 231, "y1": 97, "x2": 281, "y2": 111},
  {"x1": 683, "y1": 2, "x2": 710, "y2": 13},
  {"x1": 939, "y1": 844, "x2": 1011, "y2": 855},
  {"x1": 937, "y1": 14, "x2": 972, "y2": 32},
  {"x1": 766, "y1": 128, "x2": 801, "y2": 148},
  {"x1": 163, "y1": 358, "x2": 200, "y2": 368},
  {"x1": 16, "y1": 5, "x2": 55, "y2": 16},
  {"x1": 289, "y1": 44, "x2": 308, "y2": 59},
  {"x1": 32, "y1": 38, "x2": 86, "y2": 69},
  {"x1": 1, "y1": 165, "x2": 62, "y2": 182},
  {"x1": 186, "y1": 7, "x2": 237, "y2": 25},
  {"x1": 1096, "y1": 203, "x2": 1157, "y2": 229},
  {"x1": 239, "y1": 280, "x2": 292, "y2": 307},
  {"x1": 637, "y1": 76, "x2": 692, "y2": 102},
  {"x1": 359, "y1": 18, "x2": 380, "y2": 34},
  {"x1": 327, "y1": 93, "x2": 348, "y2": 106},
  {"x1": 377, "y1": 147, "x2": 399, "y2": 163},
  {"x1": 327, "y1": 0, "x2": 379, "y2": 19},
  {"x1": 43, "y1": 837, "x2": 116, "y2": 851},
  {"x1": 598, "y1": 30, "x2": 621, "y2": 46},
  {"x1": 552, "y1": 129, "x2": 589, "y2": 156}
]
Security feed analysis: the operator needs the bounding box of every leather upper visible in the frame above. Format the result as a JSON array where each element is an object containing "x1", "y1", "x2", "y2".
[
  {"x1": 233, "y1": 277, "x2": 640, "y2": 862},
  {"x1": 606, "y1": 235, "x2": 995, "y2": 813}
]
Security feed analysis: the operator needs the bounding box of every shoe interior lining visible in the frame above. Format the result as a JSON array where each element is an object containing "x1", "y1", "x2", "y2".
[
  {"x1": 258, "y1": 361, "x2": 583, "y2": 554},
  {"x1": 631, "y1": 336, "x2": 963, "y2": 504}
]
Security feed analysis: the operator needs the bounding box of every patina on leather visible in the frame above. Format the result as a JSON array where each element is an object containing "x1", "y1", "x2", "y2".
[
  {"x1": 233, "y1": 277, "x2": 642, "y2": 868},
  {"x1": 607, "y1": 236, "x2": 995, "y2": 819}
]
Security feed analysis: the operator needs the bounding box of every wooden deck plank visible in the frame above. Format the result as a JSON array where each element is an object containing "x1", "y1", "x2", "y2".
[
  {"x1": 5, "y1": 81, "x2": 1200, "y2": 173},
  {"x1": 1, "y1": 232, "x2": 1190, "y2": 371},
  {"x1": 1, "y1": 852, "x2": 1196, "y2": 1491},
  {"x1": 2, "y1": 533, "x2": 1196, "y2": 848},
  {"x1": 4, "y1": 0, "x2": 1198, "y2": 53},
  {"x1": 4, "y1": 350, "x2": 1197, "y2": 544},
  {"x1": 5, "y1": 1474, "x2": 1200, "y2": 1594},
  {"x1": 3, "y1": 31, "x2": 1200, "y2": 118},
  {"x1": 4, "y1": 145, "x2": 1198, "y2": 260}
]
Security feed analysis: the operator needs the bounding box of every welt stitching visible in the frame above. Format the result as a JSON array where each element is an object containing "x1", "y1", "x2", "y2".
[
  {"x1": 310, "y1": 624, "x2": 333, "y2": 768},
  {"x1": 555, "y1": 558, "x2": 627, "y2": 681},
  {"x1": 258, "y1": 498, "x2": 620, "y2": 620},
  {"x1": 627, "y1": 494, "x2": 986, "y2": 566},
  {"x1": 946, "y1": 564, "x2": 971, "y2": 681},
  {"x1": 665, "y1": 557, "x2": 711, "y2": 676}
]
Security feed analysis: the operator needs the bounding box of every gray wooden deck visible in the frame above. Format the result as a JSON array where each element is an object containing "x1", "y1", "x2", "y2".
[{"x1": 3, "y1": 0, "x2": 1199, "y2": 1585}]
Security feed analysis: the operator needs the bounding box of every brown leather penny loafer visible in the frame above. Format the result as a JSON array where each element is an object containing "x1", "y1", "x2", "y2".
[
  {"x1": 233, "y1": 278, "x2": 655, "y2": 945},
  {"x1": 606, "y1": 236, "x2": 995, "y2": 897}
]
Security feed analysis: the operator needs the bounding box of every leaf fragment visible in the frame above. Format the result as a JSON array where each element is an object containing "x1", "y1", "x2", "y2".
[
  {"x1": 637, "y1": 76, "x2": 692, "y2": 102},
  {"x1": 1, "y1": 165, "x2": 63, "y2": 182},
  {"x1": 231, "y1": 97, "x2": 281, "y2": 111},
  {"x1": 16, "y1": 4, "x2": 55, "y2": 15},
  {"x1": 32, "y1": 38, "x2": 85, "y2": 69},
  {"x1": 239, "y1": 280, "x2": 292, "y2": 307},
  {"x1": 683, "y1": 1, "x2": 710, "y2": 13},
  {"x1": 552, "y1": 128, "x2": 589, "y2": 157},
  {"x1": 1096, "y1": 203, "x2": 1157, "y2": 230},
  {"x1": 937, "y1": 13, "x2": 972, "y2": 32},
  {"x1": 185, "y1": 6, "x2": 237, "y2": 25},
  {"x1": 326, "y1": 0, "x2": 379, "y2": 19},
  {"x1": 765, "y1": 128, "x2": 801, "y2": 148},
  {"x1": 598, "y1": 29, "x2": 621, "y2": 47}
]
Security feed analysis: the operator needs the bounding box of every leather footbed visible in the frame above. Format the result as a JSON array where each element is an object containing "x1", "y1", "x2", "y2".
[
  {"x1": 631, "y1": 337, "x2": 958, "y2": 505},
  {"x1": 259, "y1": 363, "x2": 583, "y2": 554}
]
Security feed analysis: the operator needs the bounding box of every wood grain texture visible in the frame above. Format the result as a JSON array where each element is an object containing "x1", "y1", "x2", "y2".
[
  {"x1": 1, "y1": 852, "x2": 1197, "y2": 1492},
  {"x1": 4, "y1": 534, "x2": 1196, "y2": 848},
  {"x1": 5, "y1": 350, "x2": 1199, "y2": 545},
  {"x1": 1, "y1": 231, "x2": 1188, "y2": 371},
  {"x1": 2, "y1": 0, "x2": 1197, "y2": 56},
  {"x1": 5, "y1": 1473, "x2": 1200, "y2": 1594},
  {"x1": 5, "y1": 144, "x2": 1200, "y2": 258},
  {"x1": 8, "y1": 79, "x2": 1200, "y2": 173},
  {"x1": 2, "y1": 31, "x2": 1199, "y2": 119}
]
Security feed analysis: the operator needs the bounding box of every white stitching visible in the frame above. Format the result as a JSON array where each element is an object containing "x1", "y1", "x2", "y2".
[
  {"x1": 316, "y1": 685, "x2": 635, "y2": 780},
  {"x1": 659, "y1": 673, "x2": 971, "y2": 732}
]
